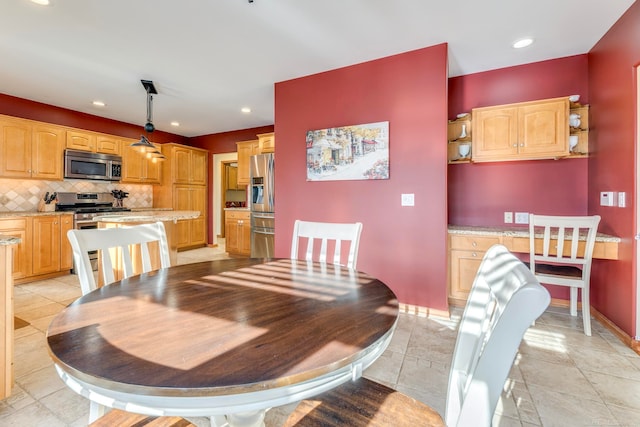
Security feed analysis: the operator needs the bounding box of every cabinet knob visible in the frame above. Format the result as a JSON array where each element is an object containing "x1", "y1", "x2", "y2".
[
  {"x1": 472, "y1": 252, "x2": 477, "y2": 257},
  {"x1": 472, "y1": 241, "x2": 477, "y2": 247},
  {"x1": 520, "y1": 143, "x2": 524, "y2": 147}
]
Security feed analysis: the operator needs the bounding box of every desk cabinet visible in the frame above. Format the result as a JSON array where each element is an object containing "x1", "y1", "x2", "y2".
[
  {"x1": 472, "y1": 97, "x2": 568, "y2": 162},
  {"x1": 449, "y1": 235, "x2": 501, "y2": 299},
  {"x1": 225, "y1": 210, "x2": 251, "y2": 256}
]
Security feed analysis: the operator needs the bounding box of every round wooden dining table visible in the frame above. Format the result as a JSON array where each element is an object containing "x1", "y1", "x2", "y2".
[{"x1": 46, "y1": 258, "x2": 399, "y2": 427}]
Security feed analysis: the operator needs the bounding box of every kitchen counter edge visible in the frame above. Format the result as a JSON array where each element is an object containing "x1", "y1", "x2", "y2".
[{"x1": 448, "y1": 225, "x2": 621, "y2": 243}]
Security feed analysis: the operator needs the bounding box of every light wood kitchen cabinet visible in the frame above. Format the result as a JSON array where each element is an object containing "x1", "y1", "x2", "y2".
[
  {"x1": 257, "y1": 132, "x2": 275, "y2": 153},
  {"x1": 162, "y1": 143, "x2": 208, "y2": 185},
  {"x1": 472, "y1": 97, "x2": 569, "y2": 162},
  {"x1": 96, "y1": 134, "x2": 122, "y2": 155},
  {"x1": 0, "y1": 218, "x2": 31, "y2": 281},
  {"x1": 121, "y1": 142, "x2": 161, "y2": 184},
  {"x1": 225, "y1": 210, "x2": 251, "y2": 256},
  {"x1": 66, "y1": 130, "x2": 97, "y2": 152},
  {"x1": 67, "y1": 130, "x2": 123, "y2": 155},
  {"x1": 449, "y1": 234, "x2": 501, "y2": 300},
  {"x1": 0, "y1": 117, "x2": 64, "y2": 180},
  {"x1": 236, "y1": 139, "x2": 260, "y2": 186},
  {"x1": 0, "y1": 214, "x2": 72, "y2": 283},
  {"x1": 153, "y1": 143, "x2": 208, "y2": 250}
]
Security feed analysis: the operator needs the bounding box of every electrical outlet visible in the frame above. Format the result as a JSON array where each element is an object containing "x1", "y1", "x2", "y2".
[
  {"x1": 515, "y1": 212, "x2": 529, "y2": 224},
  {"x1": 401, "y1": 193, "x2": 414, "y2": 206},
  {"x1": 504, "y1": 212, "x2": 513, "y2": 223}
]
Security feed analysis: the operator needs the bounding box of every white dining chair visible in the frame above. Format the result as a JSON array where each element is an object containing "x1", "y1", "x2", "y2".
[
  {"x1": 283, "y1": 244, "x2": 551, "y2": 427},
  {"x1": 67, "y1": 221, "x2": 171, "y2": 296},
  {"x1": 528, "y1": 214, "x2": 601, "y2": 336},
  {"x1": 290, "y1": 220, "x2": 363, "y2": 269},
  {"x1": 67, "y1": 221, "x2": 184, "y2": 425}
]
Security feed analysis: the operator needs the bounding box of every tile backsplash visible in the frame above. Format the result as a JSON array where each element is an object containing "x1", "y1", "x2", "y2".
[{"x1": 0, "y1": 179, "x2": 153, "y2": 211}]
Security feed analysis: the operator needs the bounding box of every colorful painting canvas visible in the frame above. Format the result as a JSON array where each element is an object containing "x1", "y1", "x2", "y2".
[{"x1": 306, "y1": 121, "x2": 389, "y2": 181}]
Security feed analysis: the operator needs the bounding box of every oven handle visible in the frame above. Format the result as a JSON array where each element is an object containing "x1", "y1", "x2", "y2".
[{"x1": 252, "y1": 228, "x2": 275, "y2": 235}]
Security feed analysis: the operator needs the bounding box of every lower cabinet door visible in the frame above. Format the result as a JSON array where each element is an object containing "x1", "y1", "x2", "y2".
[{"x1": 449, "y1": 249, "x2": 485, "y2": 300}]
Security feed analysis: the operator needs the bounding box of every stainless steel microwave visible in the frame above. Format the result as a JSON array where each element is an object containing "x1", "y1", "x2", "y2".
[{"x1": 64, "y1": 149, "x2": 122, "y2": 181}]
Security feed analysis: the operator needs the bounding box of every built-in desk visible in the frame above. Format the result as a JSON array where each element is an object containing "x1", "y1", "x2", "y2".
[{"x1": 448, "y1": 225, "x2": 620, "y2": 303}]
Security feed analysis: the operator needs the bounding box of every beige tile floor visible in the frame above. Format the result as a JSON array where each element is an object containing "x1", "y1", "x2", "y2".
[{"x1": 2, "y1": 242, "x2": 640, "y2": 426}]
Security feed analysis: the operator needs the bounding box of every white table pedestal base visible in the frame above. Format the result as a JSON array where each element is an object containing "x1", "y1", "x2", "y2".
[{"x1": 211, "y1": 410, "x2": 266, "y2": 427}]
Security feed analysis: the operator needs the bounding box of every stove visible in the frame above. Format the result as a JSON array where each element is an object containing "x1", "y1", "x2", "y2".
[
  {"x1": 56, "y1": 192, "x2": 131, "y2": 223},
  {"x1": 56, "y1": 192, "x2": 131, "y2": 272}
]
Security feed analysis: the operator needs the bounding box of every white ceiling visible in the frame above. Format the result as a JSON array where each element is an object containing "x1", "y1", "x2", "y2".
[{"x1": 0, "y1": 0, "x2": 635, "y2": 137}]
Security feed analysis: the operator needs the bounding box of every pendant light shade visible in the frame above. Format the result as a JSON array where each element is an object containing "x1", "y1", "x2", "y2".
[{"x1": 130, "y1": 80, "x2": 166, "y2": 160}]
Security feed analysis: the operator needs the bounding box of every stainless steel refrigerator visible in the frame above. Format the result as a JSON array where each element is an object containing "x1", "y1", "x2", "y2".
[{"x1": 250, "y1": 153, "x2": 275, "y2": 257}]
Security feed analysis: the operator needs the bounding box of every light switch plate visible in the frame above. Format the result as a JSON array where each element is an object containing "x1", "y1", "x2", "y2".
[
  {"x1": 401, "y1": 193, "x2": 414, "y2": 206},
  {"x1": 504, "y1": 212, "x2": 513, "y2": 223},
  {"x1": 600, "y1": 191, "x2": 616, "y2": 207},
  {"x1": 618, "y1": 192, "x2": 626, "y2": 208}
]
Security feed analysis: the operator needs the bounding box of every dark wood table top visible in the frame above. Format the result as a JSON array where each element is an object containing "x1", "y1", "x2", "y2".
[{"x1": 47, "y1": 258, "x2": 399, "y2": 398}]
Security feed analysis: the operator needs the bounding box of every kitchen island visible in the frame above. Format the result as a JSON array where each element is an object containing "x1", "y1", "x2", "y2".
[{"x1": 94, "y1": 210, "x2": 199, "y2": 283}]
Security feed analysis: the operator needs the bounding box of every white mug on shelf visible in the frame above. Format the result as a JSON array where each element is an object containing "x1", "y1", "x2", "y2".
[{"x1": 458, "y1": 143, "x2": 471, "y2": 159}]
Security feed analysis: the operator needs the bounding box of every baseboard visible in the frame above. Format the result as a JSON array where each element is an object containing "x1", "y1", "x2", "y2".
[{"x1": 398, "y1": 303, "x2": 450, "y2": 319}]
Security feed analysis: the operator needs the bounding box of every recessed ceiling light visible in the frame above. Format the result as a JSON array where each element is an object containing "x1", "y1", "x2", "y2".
[
  {"x1": 92, "y1": 100, "x2": 105, "y2": 107},
  {"x1": 241, "y1": 107, "x2": 251, "y2": 114},
  {"x1": 513, "y1": 38, "x2": 534, "y2": 49},
  {"x1": 170, "y1": 121, "x2": 180, "y2": 127},
  {"x1": 30, "y1": 0, "x2": 51, "y2": 5}
]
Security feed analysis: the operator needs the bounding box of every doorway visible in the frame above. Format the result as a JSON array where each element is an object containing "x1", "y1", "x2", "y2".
[{"x1": 212, "y1": 153, "x2": 238, "y2": 245}]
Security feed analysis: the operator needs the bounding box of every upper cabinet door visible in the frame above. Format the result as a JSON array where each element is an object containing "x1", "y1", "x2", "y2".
[
  {"x1": 190, "y1": 149, "x2": 207, "y2": 185},
  {"x1": 66, "y1": 130, "x2": 97, "y2": 152},
  {"x1": 472, "y1": 107, "x2": 518, "y2": 161},
  {"x1": 32, "y1": 125, "x2": 64, "y2": 180},
  {"x1": 0, "y1": 118, "x2": 32, "y2": 178},
  {"x1": 518, "y1": 98, "x2": 568, "y2": 158},
  {"x1": 96, "y1": 134, "x2": 122, "y2": 155}
]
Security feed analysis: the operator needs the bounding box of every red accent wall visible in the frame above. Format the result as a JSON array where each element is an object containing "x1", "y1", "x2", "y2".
[
  {"x1": 190, "y1": 125, "x2": 275, "y2": 244},
  {"x1": 0, "y1": 93, "x2": 186, "y2": 144},
  {"x1": 274, "y1": 44, "x2": 449, "y2": 310},
  {"x1": 588, "y1": 1, "x2": 640, "y2": 337}
]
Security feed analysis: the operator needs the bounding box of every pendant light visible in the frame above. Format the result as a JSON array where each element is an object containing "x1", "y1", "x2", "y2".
[{"x1": 131, "y1": 80, "x2": 165, "y2": 161}]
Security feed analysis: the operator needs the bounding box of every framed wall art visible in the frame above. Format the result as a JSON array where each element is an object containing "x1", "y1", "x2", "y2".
[{"x1": 306, "y1": 121, "x2": 389, "y2": 181}]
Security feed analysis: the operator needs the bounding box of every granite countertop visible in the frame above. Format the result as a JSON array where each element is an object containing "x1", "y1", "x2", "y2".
[
  {"x1": 448, "y1": 225, "x2": 621, "y2": 243},
  {"x1": 0, "y1": 235, "x2": 21, "y2": 245},
  {"x1": 0, "y1": 211, "x2": 72, "y2": 218},
  {"x1": 94, "y1": 210, "x2": 200, "y2": 223},
  {"x1": 224, "y1": 207, "x2": 250, "y2": 211}
]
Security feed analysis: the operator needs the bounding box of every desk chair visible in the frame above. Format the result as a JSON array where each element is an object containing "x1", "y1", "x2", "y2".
[
  {"x1": 67, "y1": 221, "x2": 178, "y2": 426},
  {"x1": 528, "y1": 214, "x2": 601, "y2": 336},
  {"x1": 283, "y1": 245, "x2": 550, "y2": 427},
  {"x1": 67, "y1": 221, "x2": 171, "y2": 296},
  {"x1": 290, "y1": 220, "x2": 363, "y2": 269}
]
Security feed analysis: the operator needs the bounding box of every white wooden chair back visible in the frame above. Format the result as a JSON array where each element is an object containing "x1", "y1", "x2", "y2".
[
  {"x1": 67, "y1": 221, "x2": 171, "y2": 295},
  {"x1": 290, "y1": 220, "x2": 363, "y2": 269},
  {"x1": 528, "y1": 214, "x2": 601, "y2": 335},
  {"x1": 445, "y1": 244, "x2": 550, "y2": 427}
]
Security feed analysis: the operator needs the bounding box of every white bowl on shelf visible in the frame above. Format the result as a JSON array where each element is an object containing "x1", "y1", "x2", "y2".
[{"x1": 569, "y1": 94, "x2": 580, "y2": 103}]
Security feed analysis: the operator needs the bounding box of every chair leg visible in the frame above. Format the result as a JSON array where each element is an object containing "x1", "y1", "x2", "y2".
[
  {"x1": 89, "y1": 401, "x2": 106, "y2": 424},
  {"x1": 581, "y1": 287, "x2": 592, "y2": 336},
  {"x1": 569, "y1": 287, "x2": 578, "y2": 316}
]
